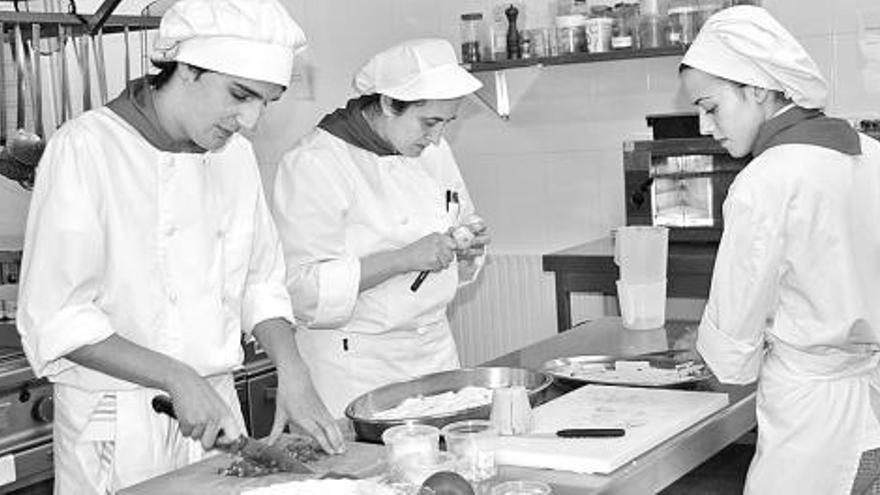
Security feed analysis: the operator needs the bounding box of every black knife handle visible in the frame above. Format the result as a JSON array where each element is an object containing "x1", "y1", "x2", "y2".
[
  {"x1": 410, "y1": 270, "x2": 429, "y2": 292},
  {"x1": 557, "y1": 428, "x2": 626, "y2": 438},
  {"x1": 152, "y1": 395, "x2": 177, "y2": 419}
]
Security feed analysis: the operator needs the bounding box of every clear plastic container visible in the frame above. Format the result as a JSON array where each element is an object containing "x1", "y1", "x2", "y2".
[
  {"x1": 668, "y1": 0, "x2": 701, "y2": 45},
  {"x1": 556, "y1": 14, "x2": 586, "y2": 55},
  {"x1": 585, "y1": 7, "x2": 614, "y2": 53},
  {"x1": 611, "y1": 4, "x2": 639, "y2": 51},
  {"x1": 637, "y1": 13, "x2": 668, "y2": 49},
  {"x1": 491, "y1": 480, "x2": 553, "y2": 495},
  {"x1": 461, "y1": 12, "x2": 485, "y2": 63},
  {"x1": 442, "y1": 420, "x2": 498, "y2": 482}
]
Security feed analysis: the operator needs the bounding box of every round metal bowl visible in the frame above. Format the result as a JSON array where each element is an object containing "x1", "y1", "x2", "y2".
[{"x1": 344, "y1": 367, "x2": 553, "y2": 443}]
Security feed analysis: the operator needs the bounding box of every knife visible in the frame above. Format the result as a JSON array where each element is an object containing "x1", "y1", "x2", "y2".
[
  {"x1": 526, "y1": 428, "x2": 626, "y2": 438},
  {"x1": 151, "y1": 395, "x2": 314, "y2": 474}
]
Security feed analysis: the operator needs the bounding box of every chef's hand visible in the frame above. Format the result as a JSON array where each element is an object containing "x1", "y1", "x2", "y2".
[
  {"x1": 269, "y1": 370, "x2": 346, "y2": 455},
  {"x1": 403, "y1": 232, "x2": 457, "y2": 272},
  {"x1": 167, "y1": 371, "x2": 243, "y2": 450},
  {"x1": 454, "y1": 222, "x2": 490, "y2": 261}
]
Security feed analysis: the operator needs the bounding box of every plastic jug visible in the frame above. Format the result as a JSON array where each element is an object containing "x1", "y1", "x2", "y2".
[
  {"x1": 613, "y1": 226, "x2": 668, "y2": 283},
  {"x1": 613, "y1": 226, "x2": 668, "y2": 330}
]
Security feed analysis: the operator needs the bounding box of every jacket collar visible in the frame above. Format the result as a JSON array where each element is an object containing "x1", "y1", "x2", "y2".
[
  {"x1": 317, "y1": 96, "x2": 399, "y2": 156},
  {"x1": 752, "y1": 105, "x2": 861, "y2": 157},
  {"x1": 107, "y1": 77, "x2": 207, "y2": 154}
]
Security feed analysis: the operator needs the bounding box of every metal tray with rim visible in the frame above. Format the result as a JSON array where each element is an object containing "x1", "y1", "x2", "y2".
[
  {"x1": 344, "y1": 367, "x2": 553, "y2": 443},
  {"x1": 541, "y1": 349, "x2": 713, "y2": 389}
]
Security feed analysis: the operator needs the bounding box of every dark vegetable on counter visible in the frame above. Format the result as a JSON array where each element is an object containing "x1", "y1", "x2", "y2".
[
  {"x1": 420, "y1": 471, "x2": 475, "y2": 495},
  {"x1": 219, "y1": 435, "x2": 326, "y2": 478}
]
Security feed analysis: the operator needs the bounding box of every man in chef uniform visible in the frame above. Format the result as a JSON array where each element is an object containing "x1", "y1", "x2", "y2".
[
  {"x1": 16, "y1": 0, "x2": 345, "y2": 492},
  {"x1": 679, "y1": 6, "x2": 880, "y2": 494},
  {"x1": 271, "y1": 38, "x2": 489, "y2": 417}
]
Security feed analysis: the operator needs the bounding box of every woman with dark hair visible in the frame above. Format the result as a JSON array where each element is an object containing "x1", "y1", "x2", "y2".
[
  {"x1": 272, "y1": 39, "x2": 489, "y2": 417},
  {"x1": 680, "y1": 6, "x2": 880, "y2": 494}
]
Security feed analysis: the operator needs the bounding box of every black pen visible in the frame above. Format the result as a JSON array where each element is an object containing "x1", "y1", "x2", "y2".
[{"x1": 410, "y1": 189, "x2": 454, "y2": 292}]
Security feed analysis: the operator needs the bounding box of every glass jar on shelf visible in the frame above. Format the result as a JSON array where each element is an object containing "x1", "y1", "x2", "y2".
[
  {"x1": 668, "y1": 0, "x2": 700, "y2": 45},
  {"x1": 612, "y1": 3, "x2": 639, "y2": 51},
  {"x1": 637, "y1": 13, "x2": 668, "y2": 49},
  {"x1": 556, "y1": 14, "x2": 586, "y2": 55},
  {"x1": 460, "y1": 12, "x2": 485, "y2": 63}
]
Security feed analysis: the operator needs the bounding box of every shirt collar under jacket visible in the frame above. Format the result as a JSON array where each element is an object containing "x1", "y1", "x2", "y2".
[
  {"x1": 107, "y1": 76, "x2": 207, "y2": 154},
  {"x1": 751, "y1": 105, "x2": 861, "y2": 158},
  {"x1": 317, "y1": 96, "x2": 400, "y2": 157}
]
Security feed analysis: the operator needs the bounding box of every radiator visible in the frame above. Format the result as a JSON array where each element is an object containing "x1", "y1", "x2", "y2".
[{"x1": 447, "y1": 253, "x2": 558, "y2": 366}]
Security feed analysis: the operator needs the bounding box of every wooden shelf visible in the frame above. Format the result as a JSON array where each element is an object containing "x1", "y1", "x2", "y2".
[
  {"x1": 465, "y1": 45, "x2": 688, "y2": 73},
  {"x1": 0, "y1": 12, "x2": 160, "y2": 38}
]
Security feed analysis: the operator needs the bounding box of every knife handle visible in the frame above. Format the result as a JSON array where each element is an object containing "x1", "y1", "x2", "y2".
[
  {"x1": 151, "y1": 395, "x2": 232, "y2": 439},
  {"x1": 557, "y1": 428, "x2": 625, "y2": 438},
  {"x1": 151, "y1": 395, "x2": 177, "y2": 419}
]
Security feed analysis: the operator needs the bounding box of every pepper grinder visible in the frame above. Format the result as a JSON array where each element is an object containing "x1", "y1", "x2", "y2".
[{"x1": 505, "y1": 4, "x2": 522, "y2": 60}]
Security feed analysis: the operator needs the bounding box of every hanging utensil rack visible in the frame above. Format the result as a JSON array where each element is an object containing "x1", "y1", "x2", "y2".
[{"x1": 0, "y1": 11, "x2": 159, "y2": 39}]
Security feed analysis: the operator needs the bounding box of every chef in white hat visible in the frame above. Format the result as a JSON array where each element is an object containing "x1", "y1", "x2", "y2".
[
  {"x1": 16, "y1": 0, "x2": 344, "y2": 492},
  {"x1": 679, "y1": 6, "x2": 880, "y2": 494},
  {"x1": 271, "y1": 38, "x2": 490, "y2": 417}
]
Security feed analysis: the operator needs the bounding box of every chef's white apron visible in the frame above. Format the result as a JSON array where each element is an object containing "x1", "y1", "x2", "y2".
[
  {"x1": 746, "y1": 337, "x2": 880, "y2": 495},
  {"x1": 53, "y1": 374, "x2": 244, "y2": 494},
  {"x1": 296, "y1": 319, "x2": 460, "y2": 418}
]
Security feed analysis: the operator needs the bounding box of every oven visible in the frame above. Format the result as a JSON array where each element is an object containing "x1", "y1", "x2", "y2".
[{"x1": 623, "y1": 137, "x2": 749, "y2": 243}]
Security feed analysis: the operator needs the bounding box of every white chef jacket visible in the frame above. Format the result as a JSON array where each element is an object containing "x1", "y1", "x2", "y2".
[
  {"x1": 16, "y1": 107, "x2": 292, "y2": 491},
  {"x1": 272, "y1": 129, "x2": 484, "y2": 416},
  {"x1": 697, "y1": 134, "x2": 880, "y2": 495}
]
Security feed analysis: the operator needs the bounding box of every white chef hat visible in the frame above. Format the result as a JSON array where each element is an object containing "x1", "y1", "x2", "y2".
[
  {"x1": 681, "y1": 5, "x2": 828, "y2": 109},
  {"x1": 353, "y1": 38, "x2": 482, "y2": 101},
  {"x1": 151, "y1": 0, "x2": 307, "y2": 87}
]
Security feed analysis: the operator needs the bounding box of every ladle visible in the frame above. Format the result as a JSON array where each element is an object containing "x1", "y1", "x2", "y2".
[{"x1": 7, "y1": 22, "x2": 45, "y2": 173}]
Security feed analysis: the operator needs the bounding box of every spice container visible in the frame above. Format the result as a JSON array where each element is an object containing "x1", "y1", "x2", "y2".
[
  {"x1": 442, "y1": 420, "x2": 498, "y2": 482},
  {"x1": 585, "y1": 7, "x2": 614, "y2": 53},
  {"x1": 556, "y1": 14, "x2": 586, "y2": 55},
  {"x1": 637, "y1": 13, "x2": 668, "y2": 49},
  {"x1": 612, "y1": 3, "x2": 639, "y2": 50},
  {"x1": 668, "y1": 0, "x2": 700, "y2": 45},
  {"x1": 382, "y1": 423, "x2": 441, "y2": 484},
  {"x1": 460, "y1": 12, "x2": 485, "y2": 63}
]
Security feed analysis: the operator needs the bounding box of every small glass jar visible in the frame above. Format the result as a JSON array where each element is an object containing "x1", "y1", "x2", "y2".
[
  {"x1": 556, "y1": 14, "x2": 586, "y2": 55},
  {"x1": 668, "y1": 0, "x2": 701, "y2": 45},
  {"x1": 460, "y1": 12, "x2": 485, "y2": 63},
  {"x1": 611, "y1": 3, "x2": 638, "y2": 51},
  {"x1": 637, "y1": 13, "x2": 668, "y2": 49}
]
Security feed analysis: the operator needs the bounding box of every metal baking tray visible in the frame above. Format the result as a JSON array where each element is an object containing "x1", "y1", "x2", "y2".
[
  {"x1": 541, "y1": 349, "x2": 713, "y2": 388},
  {"x1": 344, "y1": 367, "x2": 553, "y2": 443}
]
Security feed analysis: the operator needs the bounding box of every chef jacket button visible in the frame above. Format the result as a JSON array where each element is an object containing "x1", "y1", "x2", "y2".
[
  {"x1": 216, "y1": 230, "x2": 224, "y2": 239},
  {"x1": 165, "y1": 226, "x2": 177, "y2": 237},
  {"x1": 168, "y1": 292, "x2": 178, "y2": 304},
  {"x1": 400, "y1": 217, "x2": 409, "y2": 225}
]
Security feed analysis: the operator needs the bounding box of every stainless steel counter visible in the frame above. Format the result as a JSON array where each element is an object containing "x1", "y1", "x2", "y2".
[{"x1": 483, "y1": 317, "x2": 756, "y2": 494}]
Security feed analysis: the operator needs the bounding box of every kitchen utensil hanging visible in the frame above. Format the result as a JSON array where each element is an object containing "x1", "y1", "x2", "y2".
[{"x1": 7, "y1": 22, "x2": 45, "y2": 178}]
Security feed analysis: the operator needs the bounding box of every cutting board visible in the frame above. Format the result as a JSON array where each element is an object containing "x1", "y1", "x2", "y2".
[
  {"x1": 119, "y1": 441, "x2": 385, "y2": 495},
  {"x1": 493, "y1": 385, "x2": 729, "y2": 474}
]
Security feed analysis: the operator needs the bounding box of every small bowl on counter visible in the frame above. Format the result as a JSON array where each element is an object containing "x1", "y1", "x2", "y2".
[{"x1": 344, "y1": 367, "x2": 553, "y2": 443}]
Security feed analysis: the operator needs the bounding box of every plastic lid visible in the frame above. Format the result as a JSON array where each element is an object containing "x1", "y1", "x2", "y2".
[
  {"x1": 461, "y1": 12, "x2": 483, "y2": 21},
  {"x1": 668, "y1": 5, "x2": 702, "y2": 13},
  {"x1": 441, "y1": 419, "x2": 497, "y2": 439},
  {"x1": 556, "y1": 14, "x2": 586, "y2": 28},
  {"x1": 381, "y1": 423, "x2": 440, "y2": 445}
]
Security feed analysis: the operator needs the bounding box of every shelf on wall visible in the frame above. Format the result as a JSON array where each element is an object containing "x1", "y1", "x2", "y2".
[
  {"x1": 465, "y1": 45, "x2": 688, "y2": 73},
  {"x1": 466, "y1": 45, "x2": 689, "y2": 120}
]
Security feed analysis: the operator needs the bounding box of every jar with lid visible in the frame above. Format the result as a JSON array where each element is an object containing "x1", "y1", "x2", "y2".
[
  {"x1": 585, "y1": 6, "x2": 613, "y2": 53},
  {"x1": 460, "y1": 12, "x2": 485, "y2": 63},
  {"x1": 667, "y1": 0, "x2": 700, "y2": 45},
  {"x1": 611, "y1": 3, "x2": 639, "y2": 51},
  {"x1": 556, "y1": 14, "x2": 586, "y2": 55}
]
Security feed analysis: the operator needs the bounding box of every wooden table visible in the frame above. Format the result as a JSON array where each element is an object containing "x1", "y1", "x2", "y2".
[
  {"x1": 484, "y1": 317, "x2": 756, "y2": 494},
  {"x1": 542, "y1": 238, "x2": 719, "y2": 332}
]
